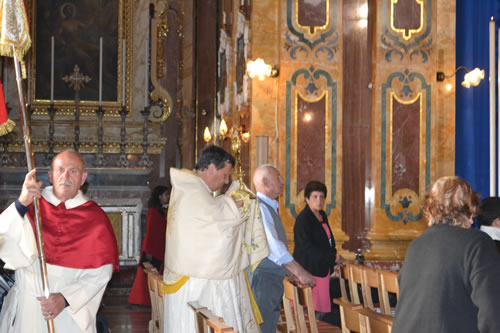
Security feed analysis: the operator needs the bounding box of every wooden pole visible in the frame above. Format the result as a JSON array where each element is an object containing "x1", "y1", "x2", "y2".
[{"x1": 12, "y1": 47, "x2": 55, "y2": 333}]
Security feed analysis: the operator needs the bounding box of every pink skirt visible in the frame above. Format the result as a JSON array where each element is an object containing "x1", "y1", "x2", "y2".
[{"x1": 312, "y1": 272, "x2": 331, "y2": 313}]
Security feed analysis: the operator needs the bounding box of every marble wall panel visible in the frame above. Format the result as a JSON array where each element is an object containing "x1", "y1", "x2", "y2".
[
  {"x1": 296, "y1": 92, "x2": 326, "y2": 193},
  {"x1": 391, "y1": 95, "x2": 420, "y2": 194},
  {"x1": 392, "y1": 0, "x2": 423, "y2": 37},
  {"x1": 297, "y1": 0, "x2": 328, "y2": 34}
]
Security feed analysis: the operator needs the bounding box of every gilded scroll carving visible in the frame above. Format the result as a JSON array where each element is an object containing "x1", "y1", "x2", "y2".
[{"x1": 150, "y1": 0, "x2": 173, "y2": 122}]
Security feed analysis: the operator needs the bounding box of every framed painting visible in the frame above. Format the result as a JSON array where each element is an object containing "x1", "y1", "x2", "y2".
[{"x1": 28, "y1": 0, "x2": 133, "y2": 116}]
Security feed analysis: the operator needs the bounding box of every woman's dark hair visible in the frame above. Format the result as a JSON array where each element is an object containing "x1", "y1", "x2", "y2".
[
  {"x1": 148, "y1": 185, "x2": 170, "y2": 214},
  {"x1": 477, "y1": 197, "x2": 500, "y2": 226},
  {"x1": 195, "y1": 145, "x2": 235, "y2": 170},
  {"x1": 304, "y1": 181, "x2": 327, "y2": 199}
]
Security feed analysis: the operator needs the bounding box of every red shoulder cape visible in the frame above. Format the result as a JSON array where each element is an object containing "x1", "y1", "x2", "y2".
[{"x1": 27, "y1": 198, "x2": 119, "y2": 272}]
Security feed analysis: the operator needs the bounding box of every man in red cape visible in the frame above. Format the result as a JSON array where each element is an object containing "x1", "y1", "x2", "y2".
[{"x1": 0, "y1": 150, "x2": 119, "y2": 333}]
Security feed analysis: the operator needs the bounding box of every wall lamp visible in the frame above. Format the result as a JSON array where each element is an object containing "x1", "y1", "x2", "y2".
[
  {"x1": 436, "y1": 66, "x2": 485, "y2": 88},
  {"x1": 246, "y1": 58, "x2": 279, "y2": 80},
  {"x1": 204, "y1": 119, "x2": 228, "y2": 143},
  {"x1": 203, "y1": 119, "x2": 250, "y2": 143}
]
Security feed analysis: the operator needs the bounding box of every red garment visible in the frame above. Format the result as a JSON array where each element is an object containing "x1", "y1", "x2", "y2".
[
  {"x1": 27, "y1": 198, "x2": 119, "y2": 272},
  {"x1": 128, "y1": 207, "x2": 167, "y2": 306},
  {"x1": 0, "y1": 81, "x2": 8, "y2": 124},
  {"x1": 141, "y1": 207, "x2": 167, "y2": 260}
]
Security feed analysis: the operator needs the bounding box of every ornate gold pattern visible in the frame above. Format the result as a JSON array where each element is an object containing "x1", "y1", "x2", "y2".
[
  {"x1": 156, "y1": 9, "x2": 168, "y2": 79},
  {"x1": 122, "y1": 0, "x2": 133, "y2": 111},
  {"x1": 3, "y1": 135, "x2": 166, "y2": 154},
  {"x1": 390, "y1": 0, "x2": 424, "y2": 40},
  {"x1": 30, "y1": 104, "x2": 124, "y2": 118},
  {"x1": 107, "y1": 212, "x2": 123, "y2": 255},
  {"x1": 150, "y1": 0, "x2": 173, "y2": 122}
]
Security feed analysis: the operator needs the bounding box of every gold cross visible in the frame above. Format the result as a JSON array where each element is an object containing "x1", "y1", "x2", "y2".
[{"x1": 62, "y1": 64, "x2": 91, "y2": 92}]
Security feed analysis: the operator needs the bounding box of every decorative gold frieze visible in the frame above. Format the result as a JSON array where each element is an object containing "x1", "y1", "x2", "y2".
[{"x1": 4, "y1": 136, "x2": 166, "y2": 154}]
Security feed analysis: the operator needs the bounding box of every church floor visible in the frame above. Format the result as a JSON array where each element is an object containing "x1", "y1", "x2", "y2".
[{"x1": 101, "y1": 296, "x2": 150, "y2": 333}]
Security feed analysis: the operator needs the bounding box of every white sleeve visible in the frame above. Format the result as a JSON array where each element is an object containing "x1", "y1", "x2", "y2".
[
  {"x1": 0, "y1": 202, "x2": 38, "y2": 269},
  {"x1": 59, "y1": 264, "x2": 113, "y2": 332}
]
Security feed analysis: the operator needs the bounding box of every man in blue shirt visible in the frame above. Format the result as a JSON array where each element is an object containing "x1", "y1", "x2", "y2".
[{"x1": 251, "y1": 164, "x2": 316, "y2": 333}]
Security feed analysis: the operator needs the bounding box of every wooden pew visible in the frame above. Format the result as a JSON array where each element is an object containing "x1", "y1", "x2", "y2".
[
  {"x1": 346, "y1": 264, "x2": 363, "y2": 305},
  {"x1": 154, "y1": 273, "x2": 166, "y2": 332},
  {"x1": 376, "y1": 270, "x2": 399, "y2": 316},
  {"x1": 333, "y1": 265, "x2": 399, "y2": 333},
  {"x1": 338, "y1": 265, "x2": 351, "y2": 303},
  {"x1": 282, "y1": 276, "x2": 341, "y2": 333},
  {"x1": 360, "y1": 266, "x2": 382, "y2": 311},
  {"x1": 143, "y1": 262, "x2": 161, "y2": 333},
  {"x1": 333, "y1": 298, "x2": 363, "y2": 333},
  {"x1": 187, "y1": 301, "x2": 238, "y2": 333},
  {"x1": 357, "y1": 307, "x2": 393, "y2": 333},
  {"x1": 279, "y1": 276, "x2": 299, "y2": 333}
]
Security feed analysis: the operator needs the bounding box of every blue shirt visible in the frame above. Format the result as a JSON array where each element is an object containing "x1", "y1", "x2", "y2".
[{"x1": 257, "y1": 192, "x2": 293, "y2": 266}]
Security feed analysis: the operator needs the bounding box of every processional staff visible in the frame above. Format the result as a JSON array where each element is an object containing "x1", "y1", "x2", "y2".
[
  {"x1": 0, "y1": 0, "x2": 55, "y2": 331},
  {"x1": 12, "y1": 49, "x2": 55, "y2": 333}
]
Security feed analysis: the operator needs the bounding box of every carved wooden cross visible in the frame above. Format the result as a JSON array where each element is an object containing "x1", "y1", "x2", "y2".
[
  {"x1": 61, "y1": 64, "x2": 91, "y2": 152},
  {"x1": 62, "y1": 64, "x2": 91, "y2": 92}
]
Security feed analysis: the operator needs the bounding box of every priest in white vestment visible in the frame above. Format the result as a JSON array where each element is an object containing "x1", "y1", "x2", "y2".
[
  {"x1": 163, "y1": 145, "x2": 269, "y2": 333},
  {"x1": 0, "y1": 151, "x2": 119, "y2": 333}
]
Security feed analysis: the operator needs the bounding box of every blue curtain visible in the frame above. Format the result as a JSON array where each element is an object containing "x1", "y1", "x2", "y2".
[{"x1": 456, "y1": 0, "x2": 500, "y2": 199}]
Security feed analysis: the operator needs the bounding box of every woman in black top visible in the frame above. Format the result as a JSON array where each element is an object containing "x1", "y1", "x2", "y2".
[{"x1": 293, "y1": 181, "x2": 343, "y2": 323}]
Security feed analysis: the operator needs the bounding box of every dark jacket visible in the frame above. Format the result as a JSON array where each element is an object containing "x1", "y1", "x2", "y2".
[
  {"x1": 393, "y1": 224, "x2": 500, "y2": 333},
  {"x1": 495, "y1": 240, "x2": 500, "y2": 253},
  {"x1": 293, "y1": 204, "x2": 336, "y2": 277}
]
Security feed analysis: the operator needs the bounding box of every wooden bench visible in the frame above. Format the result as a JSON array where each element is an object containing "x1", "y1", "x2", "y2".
[
  {"x1": 376, "y1": 270, "x2": 399, "y2": 316},
  {"x1": 143, "y1": 262, "x2": 161, "y2": 333},
  {"x1": 333, "y1": 264, "x2": 399, "y2": 333},
  {"x1": 281, "y1": 276, "x2": 341, "y2": 333},
  {"x1": 187, "y1": 301, "x2": 238, "y2": 333}
]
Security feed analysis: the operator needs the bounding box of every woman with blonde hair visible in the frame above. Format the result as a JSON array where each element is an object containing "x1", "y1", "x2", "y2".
[{"x1": 393, "y1": 176, "x2": 500, "y2": 333}]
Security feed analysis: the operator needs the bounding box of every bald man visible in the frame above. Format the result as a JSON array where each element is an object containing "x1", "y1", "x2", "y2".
[
  {"x1": 251, "y1": 165, "x2": 316, "y2": 333},
  {"x1": 0, "y1": 150, "x2": 119, "y2": 333}
]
